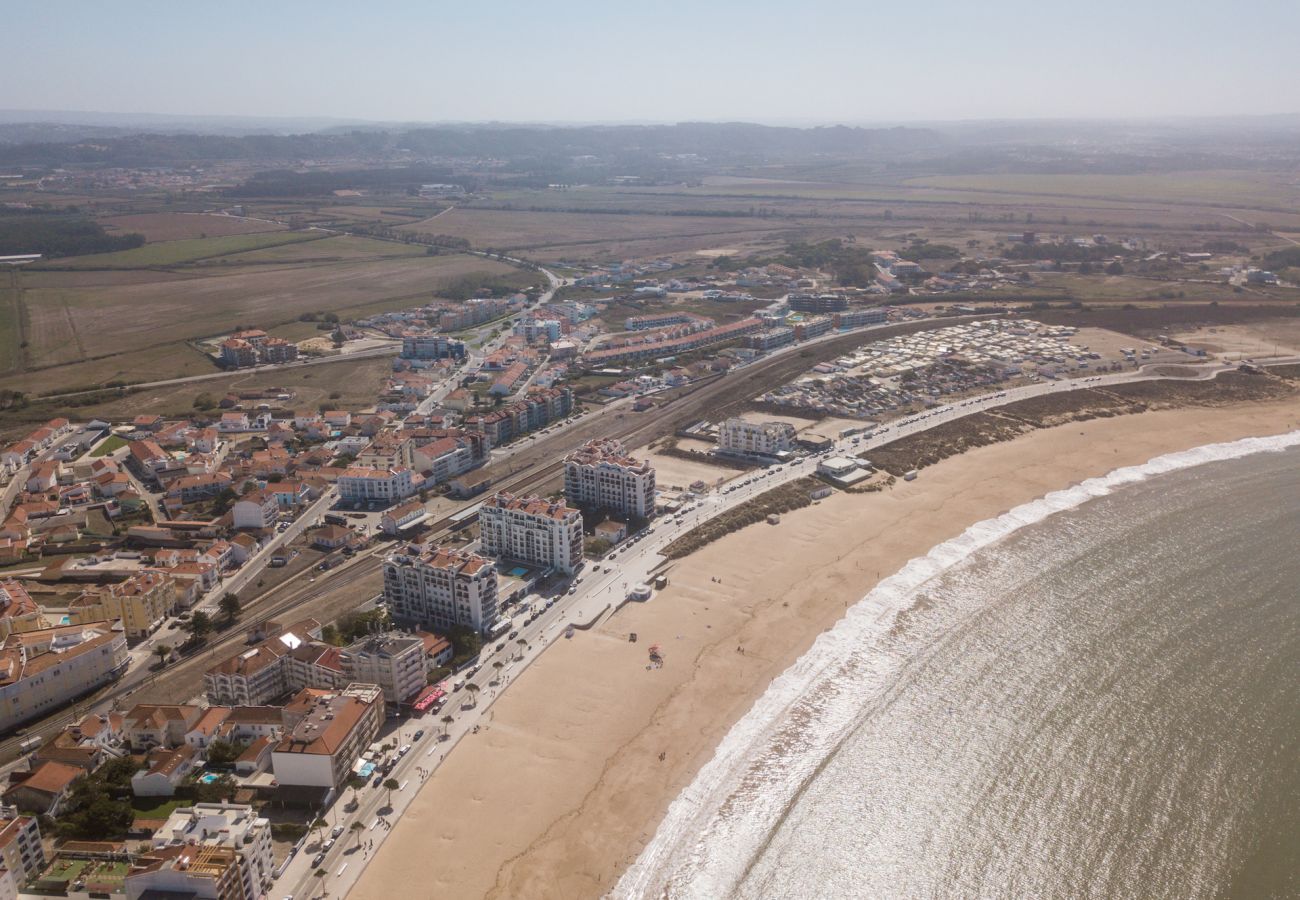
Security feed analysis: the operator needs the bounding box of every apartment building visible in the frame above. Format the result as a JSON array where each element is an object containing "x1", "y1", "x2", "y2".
[
  {"x1": 69, "y1": 570, "x2": 176, "y2": 640},
  {"x1": 337, "y1": 466, "x2": 415, "y2": 506},
  {"x1": 339, "y1": 632, "x2": 427, "y2": 705},
  {"x1": 834, "y1": 307, "x2": 888, "y2": 328},
  {"x1": 479, "y1": 492, "x2": 584, "y2": 575},
  {"x1": 271, "y1": 684, "x2": 384, "y2": 790},
  {"x1": 231, "y1": 491, "x2": 279, "y2": 531},
  {"x1": 202, "y1": 619, "x2": 322, "y2": 706},
  {"x1": 0, "y1": 580, "x2": 46, "y2": 641},
  {"x1": 0, "y1": 622, "x2": 128, "y2": 733},
  {"x1": 0, "y1": 816, "x2": 45, "y2": 886},
  {"x1": 717, "y1": 418, "x2": 797, "y2": 457},
  {"x1": 748, "y1": 327, "x2": 796, "y2": 351},
  {"x1": 400, "y1": 332, "x2": 466, "y2": 360},
  {"x1": 383, "y1": 547, "x2": 499, "y2": 634},
  {"x1": 788, "y1": 293, "x2": 849, "y2": 313},
  {"x1": 563, "y1": 439, "x2": 656, "y2": 520},
  {"x1": 140, "y1": 803, "x2": 274, "y2": 900}
]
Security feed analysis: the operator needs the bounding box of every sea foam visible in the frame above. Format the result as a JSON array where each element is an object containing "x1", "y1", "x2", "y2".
[{"x1": 611, "y1": 430, "x2": 1300, "y2": 899}]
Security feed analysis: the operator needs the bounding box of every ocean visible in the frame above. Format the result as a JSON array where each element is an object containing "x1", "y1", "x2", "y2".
[{"x1": 614, "y1": 432, "x2": 1300, "y2": 900}]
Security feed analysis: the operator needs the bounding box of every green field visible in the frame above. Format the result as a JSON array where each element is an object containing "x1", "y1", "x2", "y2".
[
  {"x1": 89, "y1": 434, "x2": 128, "y2": 456},
  {"x1": 0, "y1": 276, "x2": 19, "y2": 373},
  {"x1": 41, "y1": 230, "x2": 327, "y2": 269}
]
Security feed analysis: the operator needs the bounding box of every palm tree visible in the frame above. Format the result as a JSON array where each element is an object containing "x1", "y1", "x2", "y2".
[
  {"x1": 464, "y1": 683, "x2": 481, "y2": 708},
  {"x1": 153, "y1": 644, "x2": 171, "y2": 667},
  {"x1": 515, "y1": 637, "x2": 528, "y2": 660},
  {"x1": 312, "y1": 816, "x2": 328, "y2": 844},
  {"x1": 350, "y1": 820, "x2": 365, "y2": 846},
  {"x1": 440, "y1": 714, "x2": 454, "y2": 738},
  {"x1": 491, "y1": 660, "x2": 504, "y2": 684},
  {"x1": 314, "y1": 868, "x2": 328, "y2": 897},
  {"x1": 382, "y1": 778, "x2": 399, "y2": 808},
  {"x1": 345, "y1": 776, "x2": 366, "y2": 808}
]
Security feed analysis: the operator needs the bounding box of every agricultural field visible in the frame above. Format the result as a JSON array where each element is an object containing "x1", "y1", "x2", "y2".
[
  {"x1": 398, "y1": 206, "x2": 789, "y2": 257},
  {"x1": 99, "y1": 211, "x2": 287, "y2": 241},
  {"x1": 38, "y1": 230, "x2": 326, "y2": 269},
  {"x1": 215, "y1": 234, "x2": 428, "y2": 264},
  {"x1": 0, "y1": 252, "x2": 528, "y2": 394},
  {"x1": 908, "y1": 172, "x2": 1300, "y2": 211},
  {"x1": 0, "y1": 353, "x2": 399, "y2": 439}
]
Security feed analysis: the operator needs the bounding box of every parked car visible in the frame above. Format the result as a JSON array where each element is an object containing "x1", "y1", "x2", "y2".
[{"x1": 312, "y1": 853, "x2": 326, "y2": 867}]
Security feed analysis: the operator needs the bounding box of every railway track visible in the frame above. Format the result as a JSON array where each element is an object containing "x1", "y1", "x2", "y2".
[{"x1": 0, "y1": 315, "x2": 984, "y2": 761}]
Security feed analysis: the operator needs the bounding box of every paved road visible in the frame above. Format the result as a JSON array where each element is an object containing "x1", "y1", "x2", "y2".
[{"x1": 277, "y1": 354, "x2": 1300, "y2": 900}]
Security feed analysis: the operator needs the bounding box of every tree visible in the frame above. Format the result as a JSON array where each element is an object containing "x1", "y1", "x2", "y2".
[
  {"x1": 464, "y1": 683, "x2": 481, "y2": 707},
  {"x1": 314, "y1": 868, "x2": 328, "y2": 896},
  {"x1": 345, "y1": 775, "x2": 366, "y2": 808},
  {"x1": 154, "y1": 644, "x2": 171, "y2": 667},
  {"x1": 205, "y1": 739, "x2": 243, "y2": 767},
  {"x1": 186, "y1": 611, "x2": 213, "y2": 644},
  {"x1": 218, "y1": 593, "x2": 241, "y2": 622},
  {"x1": 192, "y1": 392, "x2": 216, "y2": 410},
  {"x1": 350, "y1": 820, "x2": 365, "y2": 845},
  {"x1": 1106, "y1": 261, "x2": 1125, "y2": 275},
  {"x1": 382, "y1": 778, "x2": 400, "y2": 807},
  {"x1": 491, "y1": 660, "x2": 504, "y2": 683},
  {"x1": 440, "y1": 714, "x2": 454, "y2": 737},
  {"x1": 515, "y1": 637, "x2": 528, "y2": 660}
]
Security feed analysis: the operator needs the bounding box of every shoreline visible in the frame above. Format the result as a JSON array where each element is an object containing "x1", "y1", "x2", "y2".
[{"x1": 349, "y1": 396, "x2": 1300, "y2": 900}]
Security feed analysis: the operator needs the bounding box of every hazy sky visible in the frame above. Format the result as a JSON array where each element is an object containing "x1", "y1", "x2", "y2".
[{"x1": 8, "y1": 0, "x2": 1299, "y2": 123}]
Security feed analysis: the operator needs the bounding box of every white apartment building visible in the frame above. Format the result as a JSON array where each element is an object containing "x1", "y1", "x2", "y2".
[
  {"x1": 478, "y1": 492, "x2": 584, "y2": 575},
  {"x1": 383, "y1": 547, "x2": 499, "y2": 635},
  {"x1": 717, "y1": 418, "x2": 797, "y2": 457},
  {"x1": 0, "y1": 623, "x2": 129, "y2": 734},
  {"x1": 339, "y1": 633, "x2": 427, "y2": 705},
  {"x1": 271, "y1": 684, "x2": 383, "y2": 789},
  {"x1": 563, "y1": 439, "x2": 656, "y2": 520},
  {"x1": 231, "y1": 491, "x2": 278, "y2": 530},
  {"x1": 147, "y1": 802, "x2": 274, "y2": 900},
  {"x1": 337, "y1": 466, "x2": 415, "y2": 506}
]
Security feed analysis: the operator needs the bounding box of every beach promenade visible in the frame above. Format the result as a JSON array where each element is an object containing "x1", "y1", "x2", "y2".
[{"x1": 336, "y1": 368, "x2": 1300, "y2": 899}]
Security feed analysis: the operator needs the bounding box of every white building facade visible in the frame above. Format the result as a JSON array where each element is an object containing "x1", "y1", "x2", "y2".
[
  {"x1": 478, "y1": 493, "x2": 584, "y2": 575},
  {"x1": 383, "y1": 548, "x2": 499, "y2": 634},
  {"x1": 563, "y1": 439, "x2": 656, "y2": 520}
]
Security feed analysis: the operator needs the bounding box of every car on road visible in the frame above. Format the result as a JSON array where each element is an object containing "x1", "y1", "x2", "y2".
[
  {"x1": 330, "y1": 825, "x2": 344, "y2": 839},
  {"x1": 322, "y1": 838, "x2": 335, "y2": 851},
  {"x1": 413, "y1": 729, "x2": 425, "y2": 741},
  {"x1": 372, "y1": 775, "x2": 383, "y2": 788},
  {"x1": 312, "y1": 853, "x2": 326, "y2": 867}
]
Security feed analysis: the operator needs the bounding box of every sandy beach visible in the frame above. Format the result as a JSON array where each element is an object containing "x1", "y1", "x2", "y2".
[{"x1": 349, "y1": 396, "x2": 1300, "y2": 900}]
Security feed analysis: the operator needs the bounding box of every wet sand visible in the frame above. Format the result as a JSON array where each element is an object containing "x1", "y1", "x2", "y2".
[{"x1": 349, "y1": 397, "x2": 1300, "y2": 900}]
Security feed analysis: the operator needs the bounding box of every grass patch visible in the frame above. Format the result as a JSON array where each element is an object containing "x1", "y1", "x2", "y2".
[{"x1": 89, "y1": 434, "x2": 128, "y2": 456}]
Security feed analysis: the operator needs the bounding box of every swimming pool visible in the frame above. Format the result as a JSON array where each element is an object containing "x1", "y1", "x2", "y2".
[
  {"x1": 356, "y1": 762, "x2": 376, "y2": 779},
  {"x1": 197, "y1": 772, "x2": 221, "y2": 785},
  {"x1": 507, "y1": 566, "x2": 528, "y2": 577}
]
